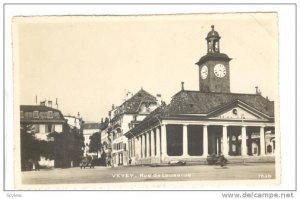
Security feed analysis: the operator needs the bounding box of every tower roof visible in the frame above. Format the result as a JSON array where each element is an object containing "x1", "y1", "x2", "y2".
[
  {"x1": 206, "y1": 25, "x2": 220, "y2": 39},
  {"x1": 196, "y1": 53, "x2": 231, "y2": 66}
]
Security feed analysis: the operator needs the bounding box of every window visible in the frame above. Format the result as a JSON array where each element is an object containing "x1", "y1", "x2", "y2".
[
  {"x1": 47, "y1": 124, "x2": 52, "y2": 133},
  {"x1": 33, "y1": 111, "x2": 39, "y2": 118},
  {"x1": 20, "y1": 111, "x2": 24, "y2": 118},
  {"x1": 47, "y1": 111, "x2": 53, "y2": 118},
  {"x1": 34, "y1": 124, "x2": 40, "y2": 133}
]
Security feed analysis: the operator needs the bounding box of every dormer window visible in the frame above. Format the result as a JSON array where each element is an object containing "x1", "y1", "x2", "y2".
[
  {"x1": 47, "y1": 111, "x2": 53, "y2": 118},
  {"x1": 33, "y1": 111, "x2": 39, "y2": 118}
]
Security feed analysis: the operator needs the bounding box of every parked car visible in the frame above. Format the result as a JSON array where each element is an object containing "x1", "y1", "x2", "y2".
[{"x1": 80, "y1": 156, "x2": 95, "y2": 169}]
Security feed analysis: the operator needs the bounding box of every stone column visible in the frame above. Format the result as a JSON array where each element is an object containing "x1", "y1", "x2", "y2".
[
  {"x1": 161, "y1": 124, "x2": 167, "y2": 157},
  {"x1": 139, "y1": 136, "x2": 142, "y2": 158},
  {"x1": 183, "y1": 124, "x2": 188, "y2": 156},
  {"x1": 222, "y1": 125, "x2": 229, "y2": 156},
  {"x1": 203, "y1": 125, "x2": 208, "y2": 156},
  {"x1": 241, "y1": 126, "x2": 248, "y2": 156},
  {"x1": 260, "y1": 126, "x2": 265, "y2": 156},
  {"x1": 134, "y1": 137, "x2": 137, "y2": 158},
  {"x1": 128, "y1": 139, "x2": 131, "y2": 158},
  {"x1": 156, "y1": 127, "x2": 161, "y2": 157},
  {"x1": 141, "y1": 134, "x2": 145, "y2": 158},
  {"x1": 146, "y1": 131, "x2": 150, "y2": 158},
  {"x1": 133, "y1": 137, "x2": 135, "y2": 157},
  {"x1": 151, "y1": 129, "x2": 155, "y2": 157}
]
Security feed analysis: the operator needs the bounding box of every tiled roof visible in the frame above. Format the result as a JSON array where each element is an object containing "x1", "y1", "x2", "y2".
[
  {"x1": 82, "y1": 123, "x2": 101, "y2": 130},
  {"x1": 126, "y1": 89, "x2": 156, "y2": 102},
  {"x1": 166, "y1": 91, "x2": 274, "y2": 116},
  {"x1": 127, "y1": 90, "x2": 274, "y2": 136},
  {"x1": 21, "y1": 105, "x2": 61, "y2": 112},
  {"x1": 196, "y1": 53, "x2": 231, "y2": 66},
  {"x1": 20, "y1": 105, "x2": 66, "y2": 122},
  {"x1": 111, "y1": 89, "x2": 157, "y2": 118}
]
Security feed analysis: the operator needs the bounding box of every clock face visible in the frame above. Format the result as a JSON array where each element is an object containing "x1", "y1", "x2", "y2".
[
  {"x1": 214, "y1": 64, "x2": 226, "y2": 78},
  {"x1": 201, "y1": 65, "x2": 208, "y2": 79}
]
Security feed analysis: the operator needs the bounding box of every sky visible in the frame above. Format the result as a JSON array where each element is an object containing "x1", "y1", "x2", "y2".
[{"x1": 15, "y1": 13, "x2": 278, "y2": 122}]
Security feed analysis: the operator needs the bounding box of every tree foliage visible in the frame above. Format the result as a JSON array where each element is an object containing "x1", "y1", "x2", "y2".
[
  {"x1": 47, "y1": 124, "x2": 85, "y2": 168},
  {"x1": 89, "y1": 132, "x2": 101, "y2": 155},
  {"x1": 21, "y1": 123, "x2": 85, "y2": 170}
]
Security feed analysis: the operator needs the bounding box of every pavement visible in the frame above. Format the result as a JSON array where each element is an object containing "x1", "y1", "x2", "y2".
[{"x1": 22, "y1": 163, "x2": 275, "y2": 184}]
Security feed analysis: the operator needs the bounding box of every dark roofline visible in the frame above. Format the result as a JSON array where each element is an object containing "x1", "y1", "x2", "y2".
[
  {"x1": 128, "y1": 88, "x2": 156, "y2": 101},
  {"x1": 20, "y1": 105, "x2": 66, "y2": 121},
  {"x1": 20, "y1": 105, "x2": 62, "y2": 111},
  {"x1": 196, "y1": 53, "x2": 231, "y2": 66},
  {"x1": 171, "y1": 89, "x2": 271, "y2": 99},
  {"x1": 118, "y1": 88, "x2": 156, "y2": 107}
]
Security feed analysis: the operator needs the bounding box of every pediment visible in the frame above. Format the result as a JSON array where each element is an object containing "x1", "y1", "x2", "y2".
[{"x1": 209, "y1": 101, "x2": 268, "y2": 120}]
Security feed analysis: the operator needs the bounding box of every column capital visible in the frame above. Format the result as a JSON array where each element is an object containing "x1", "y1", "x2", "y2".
[{"x1": 223, "y1": 124, "x2": 229, "y2": 127}]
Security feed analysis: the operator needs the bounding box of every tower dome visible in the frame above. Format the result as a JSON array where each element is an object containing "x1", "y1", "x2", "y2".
[
  {"x1": 205, "y1": 25, "x2": 221, "y2": 53},
  {"x1": 206, "y1": 25, "x2": 220, "y2": 40}
]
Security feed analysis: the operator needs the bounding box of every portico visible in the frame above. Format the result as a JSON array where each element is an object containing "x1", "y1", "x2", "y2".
[{"x1": 127, "y1": 119, "x2": 275, "y2": 164}]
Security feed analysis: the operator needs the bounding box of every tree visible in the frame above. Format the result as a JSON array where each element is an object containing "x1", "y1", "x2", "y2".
[
  {"x1": 47, "y1": 123, "x2": 85, "y2": 168},
  {"x1": 89, "y1": 132, "x2": 101, "y2": 157},
  {"x1": 20, "y1": 124, "x2": 40, "y2": 170}
]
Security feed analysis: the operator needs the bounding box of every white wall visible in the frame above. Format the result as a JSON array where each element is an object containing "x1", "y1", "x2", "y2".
[{"x1": 54, "y1": 124, "x2": 63, "y2": 133}]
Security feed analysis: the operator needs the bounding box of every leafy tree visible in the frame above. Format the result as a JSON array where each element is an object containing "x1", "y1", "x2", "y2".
[
  {"x1": 47, "y1": 123, "x2": 85, "y2": 168},
  {"x1": 20, "y1": 124, "x2": 40, "y2": 170},
  {"x1": 89, "y1": 132, "x2": 101, "y2": 157}
]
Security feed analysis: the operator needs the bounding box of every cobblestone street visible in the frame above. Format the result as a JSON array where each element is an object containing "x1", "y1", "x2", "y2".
[{"x1": 22, "y1": 163, "x2": 275, "y2": 184}]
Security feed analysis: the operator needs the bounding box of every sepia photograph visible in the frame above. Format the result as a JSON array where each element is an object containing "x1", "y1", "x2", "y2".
[{"x1": 12, "y1": 12, "x2": 279, "y2": 190}]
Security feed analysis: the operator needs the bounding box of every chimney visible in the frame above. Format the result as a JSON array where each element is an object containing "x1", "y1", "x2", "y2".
[
  {"x1": 40, "y1": 101, "x2": 46, "y2": 106},
  {"x1": 35, "y1": 95, "x2": 38, "y2": 105},
  {"x1": 156, "y1": 94, "x2": 162, "y2": 106},
  {"x1": 112, "y1": 104, "x2": 115, "y2": 110},
  {"x1": 181, "y1": 82, "x2": 185, "y2": 91},
  {"x1": 48, "y1": 100, "x2": 52, "y2": 108},
  {"x1": 55, "y1": 98, "x2": 58, "y2": 109},
  {"x1": 255, "y1": 86, "x2": 261, "y2": 95}
]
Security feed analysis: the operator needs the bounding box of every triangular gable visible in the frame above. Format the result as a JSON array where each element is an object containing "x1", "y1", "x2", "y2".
[{"x1": 208, "y1": 100, "x2": 270, "y2": 120}]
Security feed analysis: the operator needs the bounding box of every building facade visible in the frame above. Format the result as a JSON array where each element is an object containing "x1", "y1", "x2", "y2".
[
  {"x1": 64, "y1": 114, "x2": 83, "y2": 130},
  {"x1": 20, "y1": 104, "x2": 67, "y2": 167},
  {"x1": 101, "y1": 89, "x2": 161, "y2": 166},
  {"x1": 124, "y1": 26, "x2": 275, "y2": 165},
  {"x1": 82, "y1": 122, "x2": 101, "y2": 157}
]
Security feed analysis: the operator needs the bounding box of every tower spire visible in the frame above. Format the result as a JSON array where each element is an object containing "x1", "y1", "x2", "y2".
[{"x1": 206, "y1": 25, "x2": 220, "y2": 53}]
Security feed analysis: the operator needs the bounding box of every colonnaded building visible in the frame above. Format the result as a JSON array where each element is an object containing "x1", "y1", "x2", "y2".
[{"x1": 124, "y1": 25, "x2": 275, "y2": 165}]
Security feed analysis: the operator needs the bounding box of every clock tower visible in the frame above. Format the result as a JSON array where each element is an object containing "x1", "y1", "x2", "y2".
[{"x1": 196, "y1": 25, "x2": 231, "y2": 93}]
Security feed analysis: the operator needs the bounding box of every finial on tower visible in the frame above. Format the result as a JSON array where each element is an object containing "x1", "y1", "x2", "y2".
[{"x1": 211, "y1": 25, "x2": 214, "y2": 31}]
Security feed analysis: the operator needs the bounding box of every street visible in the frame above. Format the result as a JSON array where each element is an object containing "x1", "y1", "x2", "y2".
[{"x1": 22, "y1": 163, "x2": 275, "y2": 184}]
